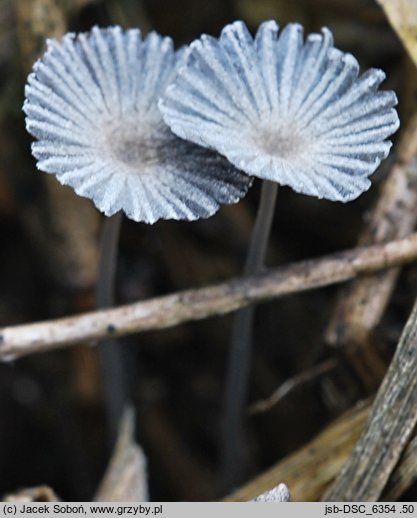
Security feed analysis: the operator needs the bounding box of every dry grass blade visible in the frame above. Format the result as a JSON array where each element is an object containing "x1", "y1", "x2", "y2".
[
  {"x1": 227, "y1": 397, "x2": 417, "y2": 502},
  {"x1": 1, "y1": 233, "x2": 417, "y2": 361},
  {"x1": 323, "y1": 295, "x2": 417, "y2": 501},
  {"x1": 228, "y1": 393, "x2": 417, "y2": 502},
  {"x1": 226, "y1": 401, "x2": 371, "y2": 502}
]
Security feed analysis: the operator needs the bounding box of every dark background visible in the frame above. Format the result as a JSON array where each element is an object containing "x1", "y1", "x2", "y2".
[{"x1": 0, "y1": 0, "x2": 413, "y2": 501}]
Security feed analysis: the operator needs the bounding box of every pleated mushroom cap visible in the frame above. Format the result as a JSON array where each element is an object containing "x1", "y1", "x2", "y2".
[
  {"x1": 24, "y1": 26, "x2": 252, "y2": 223},
  {"x1": 160, "y1": 20, "x2": 400, "y2": 202}
]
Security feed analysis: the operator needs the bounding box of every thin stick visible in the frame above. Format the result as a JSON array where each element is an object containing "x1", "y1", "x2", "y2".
[
  {"x1": 248, "y1": 359, "x2": 337, "y2": 415},
  {"x1": 1, "y1": 232, "x2": 417, "y2": 361},
  {"x1": 221, "y1": 180, "x2": 278, "y2": 491},
  {"x1": 96, "y1": 212, "x2": 128, "y2": 444},
  {"x1": 323, "y1": 295, "x2": 417, "y2": 501}
]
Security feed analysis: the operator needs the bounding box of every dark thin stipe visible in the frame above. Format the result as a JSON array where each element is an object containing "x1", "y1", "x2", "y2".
[
  {"x1": 221, "y1": 180, "x2": 279, "y2": 492},
  {"x1": 96, "y1": 211, "x2": 129, "y2": 447}
]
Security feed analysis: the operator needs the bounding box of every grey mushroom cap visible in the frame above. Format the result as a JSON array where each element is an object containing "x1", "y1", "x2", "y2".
[
  {"x1": 159, "y1": 20, "x2": 400, "y2": 202},
  {"x1": 23, "y1": 26, "x2": 252, "y2": 224}
]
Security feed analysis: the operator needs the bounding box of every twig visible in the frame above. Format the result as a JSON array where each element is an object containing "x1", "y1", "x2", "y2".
[
  {"x1": 1, "y1": 233, "x2": 417, "y2": 361},
  {"x1": 248, "y1": 359, "x2": 337, "y2": 415},
  {"x1": 323, "y1": 294, "x2": 417, "y2": 501},
  {"x1": 326, "y1": 113, "x2": 417, "y2": 347}
]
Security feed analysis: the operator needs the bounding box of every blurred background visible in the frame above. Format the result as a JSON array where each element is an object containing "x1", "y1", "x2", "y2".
[{"x1": 0, "y1": 0, "x2": 414, "y2": 502}]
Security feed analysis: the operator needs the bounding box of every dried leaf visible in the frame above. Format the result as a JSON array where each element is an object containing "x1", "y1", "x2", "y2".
[
  {"x1": 377, "y1": 0, "x2": 417, "y2": 67},
  {"x1": 4, "y1": 485, "x2": 60, "y2": 502},
  {"x1": 94, "y1": 408, "x2": 148, "y2": 502},
  {"x1": 15, "y1": 0, "x2": 66, "y2": 72},
  {"x1": 16, "y1": 0, "x2": 101, "y2": 290}
]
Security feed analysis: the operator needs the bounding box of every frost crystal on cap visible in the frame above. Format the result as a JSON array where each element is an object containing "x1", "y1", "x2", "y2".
[
  {"x1": 24, "y1": 27, "x2": 251, "y2": 223},
  {"x1": 160, "y1": 20, "x2": 400, "y2": 202}
]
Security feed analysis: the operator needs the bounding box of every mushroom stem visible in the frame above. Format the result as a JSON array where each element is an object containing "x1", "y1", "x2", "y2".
[
  {"x1": 97, "y1": 212, "x2": 123, "y2": 307},
  {"x1": 96, "y1": 211, "x2": 129, "y2": 446},
  {"x1": 221, "y1": 180, "x2": 279, "y2": 491}
]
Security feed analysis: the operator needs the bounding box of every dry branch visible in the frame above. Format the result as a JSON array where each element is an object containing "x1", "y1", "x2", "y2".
[
  {"x1": 1, "y1": 233, "x2": 417, "y2": 361},
  {"x1": 326, "y1": 113, "x2": 417, "y2": 347},
  {"x1": 323, "y1": 295, "x2": 417, "y2": 501},
  {"x1": 248, "y1": 359, "x2": 337, "y2": 415}
]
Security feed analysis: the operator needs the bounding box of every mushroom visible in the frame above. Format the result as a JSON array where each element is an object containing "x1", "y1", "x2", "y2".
[
  {"x1": 23, "y1": 25, "x2": 252, "y2": 441},
  {"x1": 159, "y1": 19, "x2": 400, "y2": 488},
  {"x1": 24, "y1": 26, "x2": 251, "y2": 225}
]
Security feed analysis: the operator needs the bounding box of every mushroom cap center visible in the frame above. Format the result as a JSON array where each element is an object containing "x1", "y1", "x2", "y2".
[
  {"x1": 252, "y1": 125, "x2": 309, "y2": 160},
  {"x1": 105, "y1": 121, "x2": 166, "y2": 172},
  {"x1": 113, "y1": 136, "x2": 154, "y2": 165}
]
